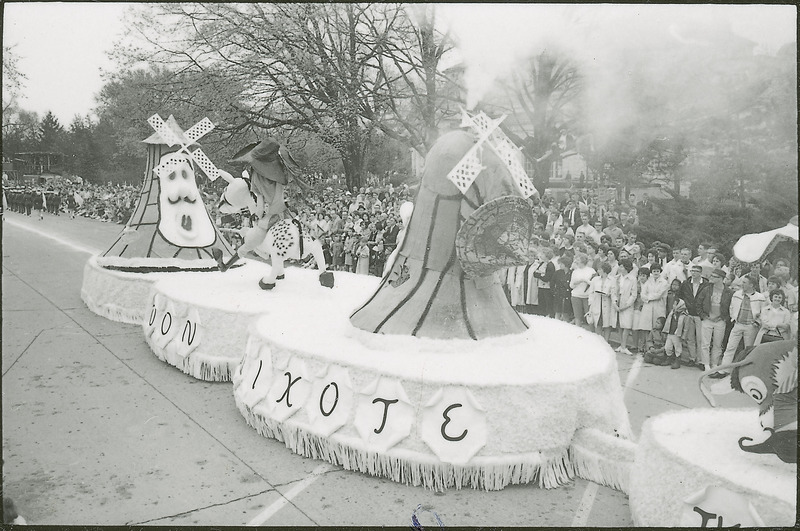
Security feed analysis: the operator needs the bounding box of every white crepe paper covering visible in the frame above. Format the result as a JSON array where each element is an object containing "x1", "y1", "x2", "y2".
[
  {"x1": 679, "y1": 485, "x2": 765, "y2": 527},
  {"x1": 629, "y1": 408, "x2": 797, "y2": 527},
  {"x1": 305, "y1": 365, "x2": 356, "y2": 437},
  {"x1": 420, "y1": 387, "x2": 487, "y2": 465},
  {"x1": 233, "y1": 289, "x2": 634, "y2": 491},
  {"x1": 81, "y1": 255, "x2": 171, "y2": 324},
  {"x1": 143, "y1": 261, "x2": 379, "y2": 382},
  {"x1": 354, "y1": 378, "x2": 415, "y2": 453}
]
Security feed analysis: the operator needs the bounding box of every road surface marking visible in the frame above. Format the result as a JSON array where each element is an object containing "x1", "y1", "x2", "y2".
[
  {"x1": 571, "y1": 352, "x2": 642, "y2": 526},
  {"x1": 246, "y1": 463, "x2": 333, "y2": 526},
  {"x1": 623, "y1": 355, "x2": 644, "y2": 396},
  {"x1": 571, "y1": 481, "x2": 599, "y2": 527},
  {"x1": 5, "y1": 217, "x2": 102, "y2": 255}
]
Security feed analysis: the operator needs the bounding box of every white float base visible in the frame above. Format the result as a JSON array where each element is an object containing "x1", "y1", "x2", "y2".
[
  {"x1": 143, "y1": 262, "x2": 378, "y2": 382},
  {"x1": 233, "y1": 296, "x2": 635, "y2": 492},
  {"x1": 629, "y1": 408, "x2": 797, "y2": 527},
  {"x1": 81, "y1": 255, "x2": 169, "y2": 324}
]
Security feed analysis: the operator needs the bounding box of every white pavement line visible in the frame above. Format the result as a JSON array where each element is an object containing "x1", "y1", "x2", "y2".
[
  {"x1": 570, "y1": 480, "x2": 600, "y2": 527},
  {"x1": 246, "y1": 464, "x2": 333, "y2": 526},
  {"x1": 569, "y1": 354, "x2": 642, "y2": 527},
  {"x1": 4, "y1": 218, "x2": 102, "y2": 255},
  {"x1": 623, "y1": 355, "x2": 644, "y2": 397}
]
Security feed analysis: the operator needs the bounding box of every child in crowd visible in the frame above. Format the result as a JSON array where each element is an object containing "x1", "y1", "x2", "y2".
[
  {"x1": 344, "y1": 232, "x2": 356, "y2": 273},
  {"x1": 666, "y1": 279, "x2": 682, "y2": 312},
  {"x1": 662, "y1": 299, "x2": 687, "y2": 369},
  {"x1": 355, "y1": 237, "x2": 370, "y2": 275},
  {"x1": 643, "y1": 316, "x2": 667, "y2": 365},
  {"x1": 331, "y1": 234, "x2": 344, "y2": 271}
]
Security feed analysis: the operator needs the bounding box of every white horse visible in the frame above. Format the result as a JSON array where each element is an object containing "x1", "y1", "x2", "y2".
[{"x1": 213, "y1": 170, "x2": 333, "y2": 290}]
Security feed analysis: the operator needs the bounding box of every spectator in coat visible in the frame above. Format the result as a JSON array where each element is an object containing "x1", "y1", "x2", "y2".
[
  {"x1": 588, "y1": 262, "x2": 617, "y2": 342},
  {"x1": 636, "y1": 263, "x2": 669, "y2": 333},
  {"x1": 636, "y1": 192, "x2": 654, "y2": 213},
  {"x1": 716, "y1": 275, "x2": 767, "y2": 374},
  {"x1": 678, "y1": 263, "x2": 708, "y2": 368},
  {"x1": 532, "y1": 247, "x2": 556, "y2": 317},
  {"x1": 615, "y1": 259, "x2": 638, "y2": 355},
  {"x1": 696, "y1": 268, "x2": 733, "y2": 372},
  {"x1": 552, "y1": 254, "x2": 573, "y2": 322},
  {"x1": 754, "y1": 289, "x2": 792, "y2": 344}
]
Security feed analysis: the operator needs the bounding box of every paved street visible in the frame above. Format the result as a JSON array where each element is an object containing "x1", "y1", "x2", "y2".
[{"x1": 1, "y1": 210, "x2": 752, "y2": 526}]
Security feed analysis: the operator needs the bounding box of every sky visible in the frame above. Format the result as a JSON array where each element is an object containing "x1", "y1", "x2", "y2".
[{"x1": 2, "y1": 3, "x2": 797, "y2": 125}]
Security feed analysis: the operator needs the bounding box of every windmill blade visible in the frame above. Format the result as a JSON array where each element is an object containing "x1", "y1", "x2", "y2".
[
  {"x1": 447, "y1": 147, "x2": 484, "y2": 194},
  {"x1": 189, "y1": 148, "x2": 220, "y2": 181},
  {"x1": 486, "y1": 134, "x2": 538, "y2": 198},
  {"x1": 184, "y1": 117, "x2": 215, "y2": 143},
  {"x1": 148, "y1": 114, "x2": 181, "y2": 147},
  {"x1": 153, "y1": 156, "x2": 185, "y2": 180}
]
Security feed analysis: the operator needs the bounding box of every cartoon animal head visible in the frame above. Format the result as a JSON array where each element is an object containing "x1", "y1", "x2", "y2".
[
  {"x1": 216, "y1": 169, "x2": 256, "y2": 215},
  {"x1": 699, "y1": 340, "x2": 797, "y2": 462}
]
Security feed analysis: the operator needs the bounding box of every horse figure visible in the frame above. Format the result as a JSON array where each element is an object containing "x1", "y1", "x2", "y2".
[
  {"x1": 213, "y1": 139, "x2": 333, "y2": 289},
  {"x1": 350, "y1": 115, "x2": 539, "y2": 340}
]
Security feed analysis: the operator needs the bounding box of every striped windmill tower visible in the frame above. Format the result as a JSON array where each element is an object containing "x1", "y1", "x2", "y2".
[{"x1": 98, "y1": 115, "x2": 234, "y2": 271}]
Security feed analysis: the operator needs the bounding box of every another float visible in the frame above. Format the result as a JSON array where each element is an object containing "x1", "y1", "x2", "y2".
[
  {"x1": 230, "y1": 111, "x2": 636, "y2": 491},
  {"x1": 628, "y1": 213, "x2": 799, "y2": 527},
  {"x1": 81, "y1": 115, "x2": 235, "y2": 325}
]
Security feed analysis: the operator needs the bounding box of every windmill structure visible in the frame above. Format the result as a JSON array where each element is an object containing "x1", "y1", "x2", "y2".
[{"x1": 99, "y1": 115, "x2": 234, "y2": 270}]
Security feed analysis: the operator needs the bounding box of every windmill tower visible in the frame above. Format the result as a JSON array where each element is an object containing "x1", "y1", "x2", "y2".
[{"x1": 98, "y1": 115, "x2": 234, "y2": 270}]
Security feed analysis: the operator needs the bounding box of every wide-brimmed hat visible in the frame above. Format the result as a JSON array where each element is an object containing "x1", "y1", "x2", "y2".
[
  {"x1": 230, "y1": 139, "x2": 298, "y2": 185},
  {"x1": 455, "y1": 196, "x2": 539, "y2": 279}
]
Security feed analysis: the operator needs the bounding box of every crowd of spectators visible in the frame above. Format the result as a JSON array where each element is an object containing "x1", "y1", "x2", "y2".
[
  {"x1": 205, "y1": 172, "x2": 415, "y2": 277},
  {"x1": 502, "y1": 187, "x2": 798, "y2": 374},
  {"x1": 3, "y1": 181, "x2": 138, "y2": 224},
  {"x1": 4, "y1": 176, "x2": 796, "y2": 374}
]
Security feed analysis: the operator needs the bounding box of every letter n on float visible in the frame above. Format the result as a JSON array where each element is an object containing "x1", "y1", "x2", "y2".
[
  {"x1": 173, "y1": 307, "x2": 202, "y2": 362},
  {"x1": 420, "y1": 387, "x2": 487, "y2": 465},
  {"x1": 257, "y1": 356, "x2": 312, "y2": 422},
  {"x1": 353, "y1": 378, "x2": 415, "y2": 452},
  {"x1": 306, "y1": 365, "x2": 354, "y2": 437}
]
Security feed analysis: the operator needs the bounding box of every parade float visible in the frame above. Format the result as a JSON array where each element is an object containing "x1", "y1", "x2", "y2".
[
  {"x1": 81, "y1": 115, "x2": 235, "y2": 326},
  {"x1": 231, "y1": 111, "x2": 636, "y2": 492},
  {"x1": 628, "y1": 216, "x2": 799, "y2": 527},
  {"x1": 142, "y1": 135, "x2": 334, "y2": 381}
]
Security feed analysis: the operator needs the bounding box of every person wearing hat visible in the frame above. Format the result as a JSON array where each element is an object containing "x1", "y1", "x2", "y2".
[
  {"x1": 696, "y1": 267, "x2": 733, "y2": 372},
  {"x1": 678, "y1": 263, "x2": 708, "y2": 368},
  {"x1": 214, "y1": 138, "x2": 308, "y2": 272}
]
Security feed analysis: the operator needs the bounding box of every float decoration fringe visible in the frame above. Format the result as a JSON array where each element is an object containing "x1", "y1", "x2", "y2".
[{"x1": 235, "y1": 395, "x2": 635, "y2": 493}]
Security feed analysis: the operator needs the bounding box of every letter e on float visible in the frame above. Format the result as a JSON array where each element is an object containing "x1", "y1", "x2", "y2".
[{"x1": 420, "y1": 387, "x2": 487, "y2": 464}]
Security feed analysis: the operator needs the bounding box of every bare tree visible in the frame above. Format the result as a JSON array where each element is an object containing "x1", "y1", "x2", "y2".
[
  {"x1": 368, "y1": 4, "x2": 462, "y2": 155},
  {"x1": 500, "y1": 50, "x2": 583, "y2": 192},
  {"x1": 125, "y1": 3, "x2": 431, "y2": 190}
]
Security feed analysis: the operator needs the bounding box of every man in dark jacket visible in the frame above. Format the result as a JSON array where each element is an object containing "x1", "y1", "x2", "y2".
[
  {"x1": 696, "y1": 268, "x2": 733, "y2": 372},
  {"x1": 678, "y1": 264, "x2": 708, "y2": 368}
]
